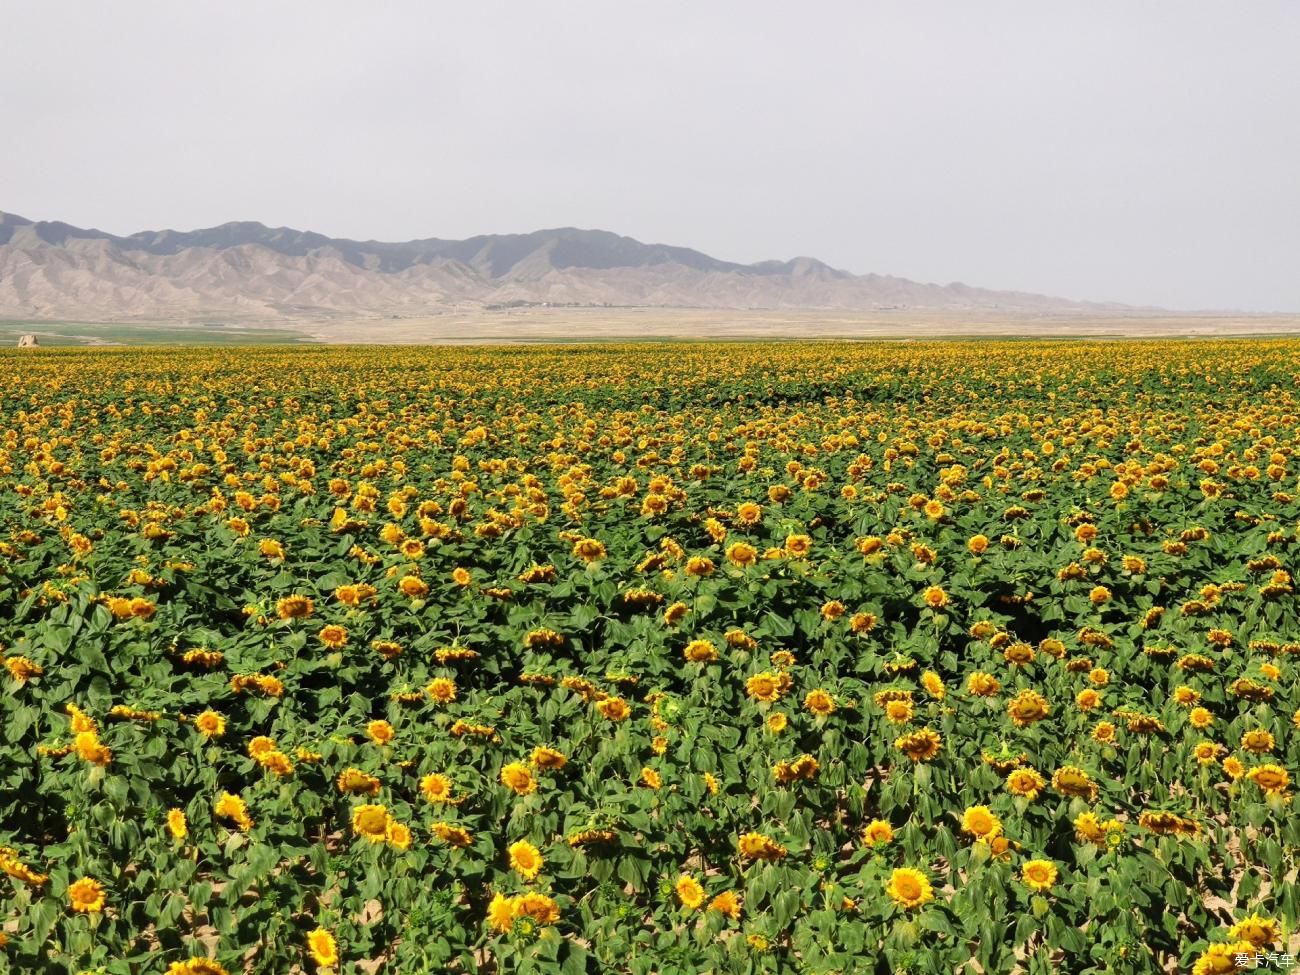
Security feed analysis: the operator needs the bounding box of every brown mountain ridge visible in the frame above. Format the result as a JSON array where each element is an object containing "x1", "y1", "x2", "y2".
[{"x1": 0, "y1": 211, "x2": 1127, "y2": 322}]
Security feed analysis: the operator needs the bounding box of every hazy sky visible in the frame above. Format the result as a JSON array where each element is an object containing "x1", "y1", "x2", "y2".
[{"x1": 4, "y1": 1, "x2": 1299, "y2": 311}]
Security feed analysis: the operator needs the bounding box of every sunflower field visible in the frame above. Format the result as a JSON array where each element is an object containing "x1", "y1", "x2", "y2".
[{"x1": 1, "y1": 340, "x2": 1298, "y2": 975}]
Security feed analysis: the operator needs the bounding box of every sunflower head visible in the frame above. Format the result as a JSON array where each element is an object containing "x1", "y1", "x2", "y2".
[
  {"x1": 68, "y1": 876, "x2": 106, "y2": 913},
  {"x1": 1021, "y1": 859, "x2": 1058, "y2": 892},
  {"x1": 885, "y1": 867, "x2": 933, "y2": 910},
  {"x1": 306, "y1": 927, "x2": 339, "y2": 968},
  {"x1": 351, "y1": 804, "x2": 389, "y2": 842},
  {"x1": 675, "y1": 873, "x2": 705, "y2": 909},
  {"x1": 508, "y1": 839, "x2": 543, "y2": 881}
]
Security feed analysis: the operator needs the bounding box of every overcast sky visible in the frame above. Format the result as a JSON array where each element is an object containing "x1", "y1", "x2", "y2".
[{"x1": 3, "y1": 1, "x2": 1299, "y2": 311}]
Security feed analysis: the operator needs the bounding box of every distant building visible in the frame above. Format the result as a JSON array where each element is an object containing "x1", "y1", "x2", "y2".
[{"x1": 18, "y1": 334, "x2": 39, "y2": 347}]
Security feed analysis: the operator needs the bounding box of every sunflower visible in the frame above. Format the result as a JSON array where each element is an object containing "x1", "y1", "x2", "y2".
[
  {"x1": 663, "y1": 602, "x2": 689, "y2": 625},
  {"x1": 783, "y1": 534, "x2": 811, "y2": 558},
  {"x1": 708, "y1": 889, "x2": 741, "y2": 919},
  {"x1": 258, "y1": 539, "x2": 286, "y2": 560},
  {"x1": 820, "y1": 600, "x2": 846, "y2": 620},
  {"x1": 420, "y1": 772, "x2": 457, "y2": 804},
  {"x1": 596, "y1": 697, "x2": 630, "y2": 721},
  {"x1": 165, "y1": 960, "x2": 231, "y2": 975},
  {"x1": 500, "y1": 762, "x2": 538, "y2": 796},
  {"x1": 1073, "y1": 812, "x2": 1104, "y2": 843},
  {"x1": 307, "y1": 927, "x2": 339, "y2": 968},
  {"x1": 275, "y1": 594, "x2": 314, "y2": 620},
  {"x1": 683, "y1": 639, "x2": 718, "y2": 663},
  {"x1": 351, "y1": 804, "x2": 390, "y2": 843},
  {"x1": 487, "y1": 892, "x2": 517, "y2": 933},
  {"x1": 66, "y1": 704, "x2": 97, "y2": 734},
  {"x1": 884, "y1": 699, "x2": 914, "y2": 724},
  {"x1": 1051, "y1": 766, "x2": 1099, "y2": 802},
  {"x1": 862, "y1": 819, "x2": 894, "y2": 845},
  {"x1": 386, "y1": 820, "x2": 412, "y2": 851},
  {"x1": 530, "y1": 746, "x2": 567, "y2": 770},
  {"x1": 74, "y1": 731, "x2": 112, "y2": 766},
  {"x1": 921, "y1": 585, "x2": 949, "y2": 609},
  {"x1": 434, "y1": 646, "x2": 479, "y2": 664},
  {"x1": 262, "y1": 745, "x2": 300, "y2": 770},
  {"x1": 318, "y1": 624, "x2": 349, "y2": 649},
  {"x1": 424, "y1": 677, "x2": 457, "y2": 703},
  {"x1": 1229, "y1": 914, "x2": 1280, "y2": 949},
  {"x1": 1021, "y1": 859, "x2": 1057, "y2": 892},
  {"x1": 1138, "y1": 810, "x2": 1200, "y2": 836},
  {"x1": 640, "y1": 766, "x2": 662, "y2": 789},
  {"x1": 1003, "y1": 642, "x2": 1035, "y2": 666},
  {"x1": 745, "y1": 672, "x2": 785, "y2": 703},
  {"x1": 432, "y1": 822, "x2": 473, "y2": 848},
  {"x1": 1172, "y1": 685, "x2": 1200, "y2": 707},
  {"x1": 166, "y1": 808, "x2": 188, "y2": 840},
  {"x1": 1006, "y1": 768, "x2": 1046, "y2": 801},
  {"x1": 684, "y1": 556, "x2": 715, "y2": 577},
  {"x1": 214, "y1": 791, "x2": 253, "y2": 831},
  {"x1": 725, "y1": 628, "x2": 758, "y2": 651},
  {"x1": 247, "y1": 735, "x2": 276, "y2": 760},
  {"x1": 508, "y1": 839, "x2": 543, "y2": 880},
  {"x1": 67, "y1": 876, "x2": 106, "y2": 913},
  {"x1": 572, "y1": 538, "x2": 607, "y2": 562},
  {"x1": 803, "y1": 689, "x2": 836, "y2": 716},
  {"x1": 337, "y1": 768, "x2": 382, "y2": 796},
  {"x1": 966, "y1": 671, "x2": 1001, "y2": 697},
  {"x1": 1007, "y1": 689, "x2": 1050, "y2": 727},
  {"x1": 850, "y1": 612, "x2": 879, "y2": 634},
  {"x1": 738, "y1": 832, "x2": 786, "y2": 862},
  {"x1": 1190, "y1": 941, "x2": 1259, "y2": 975},
  {"x1": 515, "y1": 892, "x2": 560, "y2": 925},
  {"x1": 894, "y1": 728, "x2": 942, "y2": 762},
  {"x1": 885, "y1": 867, "x2": 933, "y2": 910},
  {"x1": 4, "y1": 656, "x2": 42, "y2": 683},
  {"x1": 721, "y1": 541, "x2": 759, "y2": 569},
  {"x1": 518, "y1": 563, "x2": 557, "y2": 585},
  {"x1": 772, "y1": 755, "x2": 819, "y2": 785},
  {"x1": 1240, "y1": 729, "x2": 1275, "y2": 754},
  {"x1": 675, "y1": 873, "x2": 705, "y2": 909},
  {"x1": 366, "y1": 720, "x2": 395, "y2": 745},
  {"x1": 960, "y1": 806, "x2": 1002, "y2": 841},
  {"x1": 1246, "y1": 763, "x2": 1290, "y2": 796},
  {"x1": 1193, "y1": 741, "x2": 1224, "y2": 765},
  {"x1": 398, "y1": 575, "x2": 428, "y2": 598}
]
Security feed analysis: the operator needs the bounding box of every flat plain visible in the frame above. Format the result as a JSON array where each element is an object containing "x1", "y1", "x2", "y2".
[{"x1": 6, "y1": 310, "x2": 1300, "y2": 347}]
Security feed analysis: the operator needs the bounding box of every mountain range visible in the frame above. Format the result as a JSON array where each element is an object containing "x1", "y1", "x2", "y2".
[{"x1": 0, "y1": 211, "x2": 1123, "y2": 322}]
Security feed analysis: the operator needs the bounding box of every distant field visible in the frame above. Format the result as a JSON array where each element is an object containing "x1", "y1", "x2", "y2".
[
  {"x1": 0, "y1": 321, "x2": 316, "y2": 346},
  {"x1": 6, "y1": 310, "x2": 1300, "y2": 346},
  {"x1": 299, "y1": 308, "x2": 1300, "y2": 344}
]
